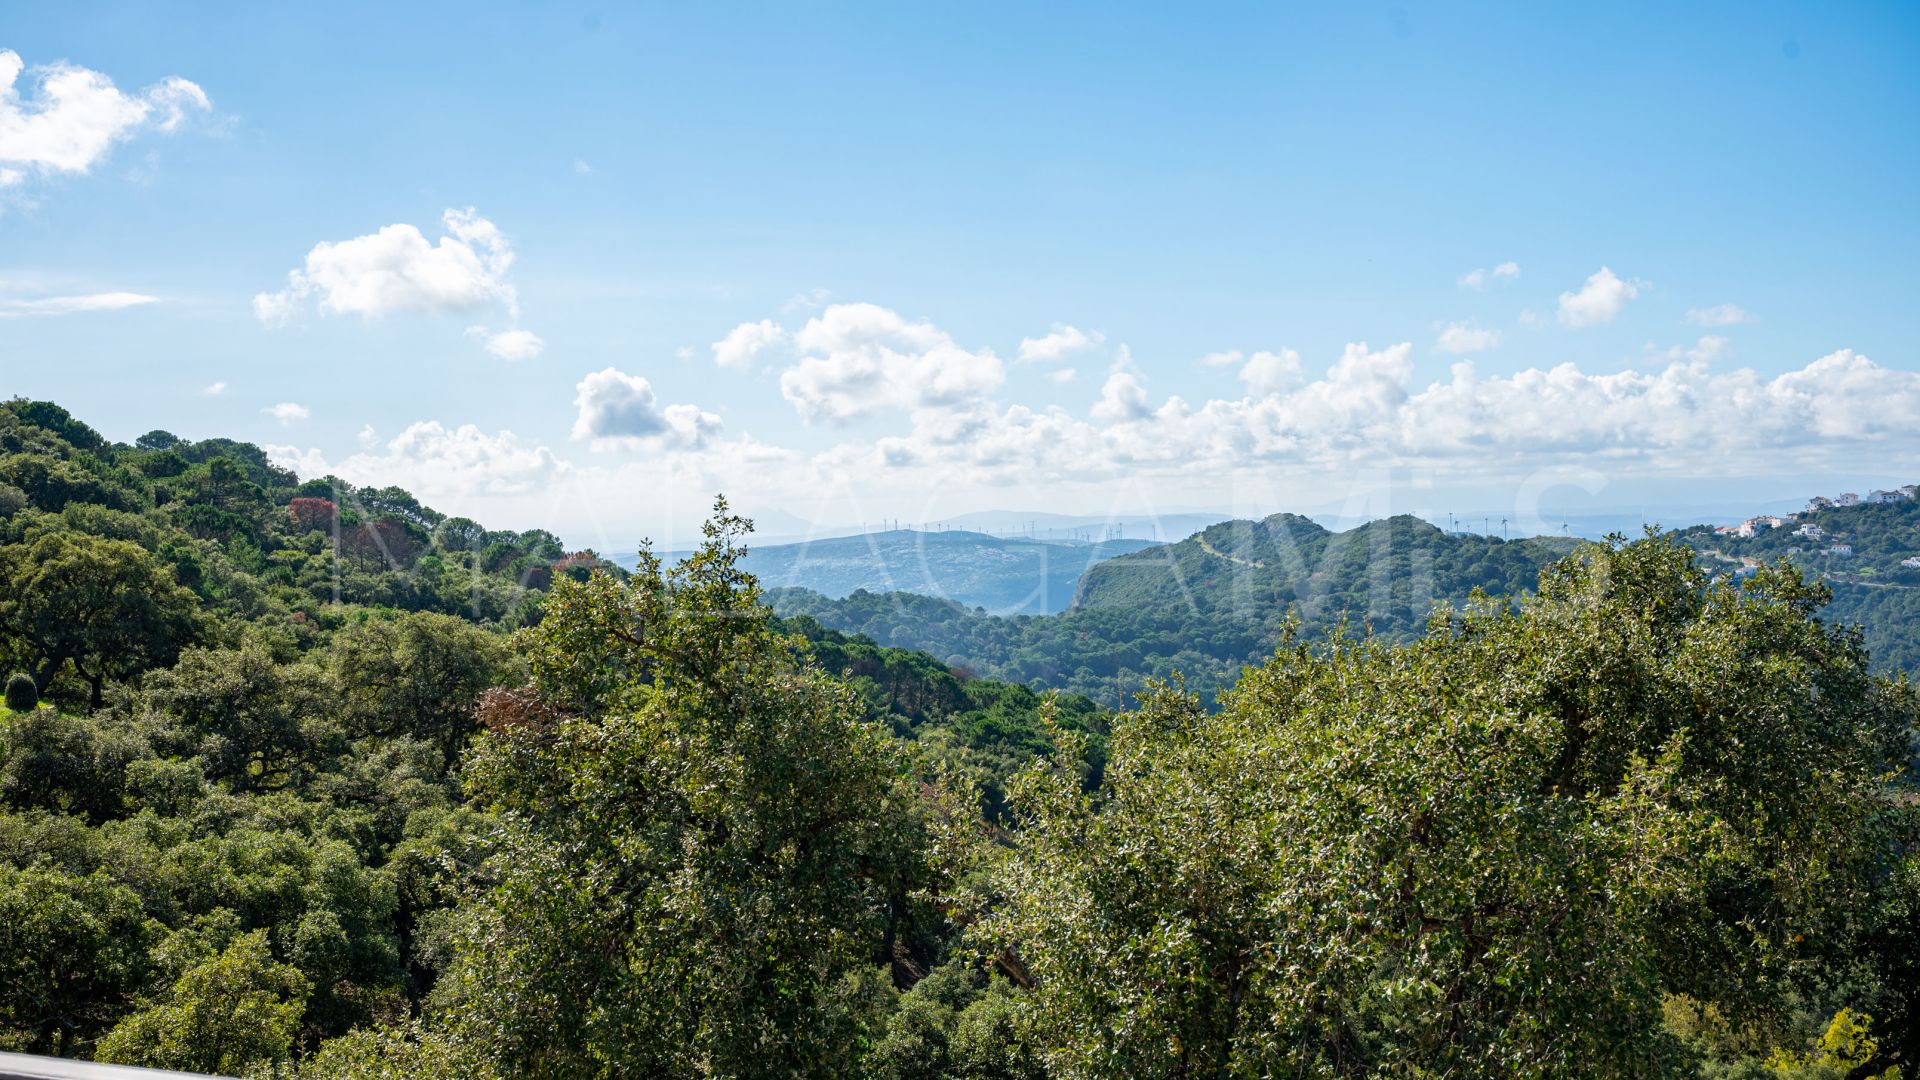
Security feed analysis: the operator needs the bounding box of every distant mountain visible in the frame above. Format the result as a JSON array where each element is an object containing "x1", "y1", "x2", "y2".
[
  {"x1": 1071, "y1": 513, "x2": 1579, "y2": 618},
  {"x1": 772, "y1": 514, "x2": 1582, "y2": 706},
  {"x1": 670, "y1": 529, "x2": 1164, "y2": 615}
]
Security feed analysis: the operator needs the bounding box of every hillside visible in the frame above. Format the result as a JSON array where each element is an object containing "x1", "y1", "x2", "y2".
[
  {"x1": 771, "y1": 514, "x2": 1583, "y2": 706},
  {"x1": 1678, "y1": 487, "x2": 1920, "y2": 674},
  {"x1": 3, "y1": 398, "x2": 1916, "y2": 1075},
  {"x1": 0, "y1": 399, "x2": 1109, "y2": 1066},
  {"x1": 656, "y1": 529, "x2": 1160, "y2": 615}
]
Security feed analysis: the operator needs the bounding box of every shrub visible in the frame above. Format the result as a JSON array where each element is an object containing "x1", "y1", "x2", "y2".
[{"x1": 4, "y1": 672, "x2": 35, "y2": 712}]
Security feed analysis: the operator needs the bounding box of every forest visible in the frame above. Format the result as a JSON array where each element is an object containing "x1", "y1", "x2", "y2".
[{"x1": 2, "y1": 397, "x2": 1917, "y2": 1078}]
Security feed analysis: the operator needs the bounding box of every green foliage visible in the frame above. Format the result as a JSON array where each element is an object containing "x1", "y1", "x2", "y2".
[
  {"x1": 267, "y1": 1021, "x2": 501, "y2": 1080},
  {"x1": 3, "y1": 671, "x2": 34, "y2": 711},
  {"x1": 1755, "y1": 1008, "x2": 1901, "y2": 1079},
  {"x1": 442, "y1": 501, "x2": 930, "y2": 1077},
  {"x1": 4, "y1": 397, "x2": 1917, "y2": 1079},
  {"x1": 979, "y1": 535, "x2": 1917, "y2": 1078},
  {"x1": 0, "y1": 530, "x2": 199, "y2": 708},
  {"x1": 331, "y1": 610, "x2": 516, "y2": 770},
  {"x1": 1681, "y1": 491, "x2": 1920, "y2": 675},
  {"x1": 95, "y1": 930, "x2": 309, "y2": 1075},
  {"x1": 0, "y1": 866, "x2": 153, "y2": 1055}
]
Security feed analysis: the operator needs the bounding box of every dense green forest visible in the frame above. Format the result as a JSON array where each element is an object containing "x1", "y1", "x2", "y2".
[{"x1": 2, "y1": 399, "x2": 1918, "y2": 1078}]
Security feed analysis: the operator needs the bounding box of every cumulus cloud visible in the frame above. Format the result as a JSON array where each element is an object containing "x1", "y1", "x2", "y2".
[
  {"x1": 1458, "y1": 261, "x2": 1519, "y2": 289},
  {"x1": 798, "y1": 333, "x2": 1920, "y2": 498},
  {"x1": 1557, "y1": 266, "x2": 1640, "y2": 327},
  {"x1": 264, "y1": 402, "x2": 309, "y2": 425},
  {"x1": 1237, "y1": 350, "x2": 1304, "y2": 397},
  {"x1": 268, "y1": 421, "x2": 566, "y2": 498},
  {"x1": 1017, "y1": 323, "x2": 1104, "y2": 363},
  {"x1": 0, "y1": 291, "x2": 156, "y2": 317},
  {"x1": 476, "y1": 297, "x2": 1919, "y2": 518},
  {"x1": 711, "y1": 319, "x2": 786, "y2": 369},
  {"x1": 200, "y1": 381, "x2": 227, "y2": 396},
  {"x1": 254, "y1": 208, "x2": 520, "y2": 325},
  {"x1": 1091, "y1": 371, "x2": 1153, "y2": 423},
  {"x1": 1686, "y1": 303, "x2": 1750, "y2": 327},
  {"x1": 1196, "y1": 349, "x2": 1303, "y2": 394},
  {"x1": 0, "y1": 49, "x2": 210, "y2": 183},
  {"x1": 572, "y1": 367, "x2": 722, "y2": 450},
  {"x1": 778, "y1": 303, "x2": 1004, "y2": 424},
  {"x1": 1435, "y1": 321, "x2": 1501, "y2": 354}
]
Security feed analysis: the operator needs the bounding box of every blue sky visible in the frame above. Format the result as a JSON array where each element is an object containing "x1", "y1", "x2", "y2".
[{"x1": 3, "y1": 2, "x2": 1917, "y2": 546}]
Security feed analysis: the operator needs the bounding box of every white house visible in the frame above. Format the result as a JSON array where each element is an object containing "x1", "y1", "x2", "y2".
[
  {"x1": 1838, "y1": 492, "x2": 1861, "y2": 507},
  {"x1": 1828, "y1": 544, "x2": 1854, "y2": 557},
  {"x1": 1794, "y1": 524, "x2": 1826, "y2": 540},
  {"x1": 1903, "y1": 556, "x2": 1920, "y2": 570}
]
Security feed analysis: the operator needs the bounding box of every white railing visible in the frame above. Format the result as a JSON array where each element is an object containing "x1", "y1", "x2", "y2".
[{"x1": 0, "y1": 1053, "x2": 229, "y2": 1080}]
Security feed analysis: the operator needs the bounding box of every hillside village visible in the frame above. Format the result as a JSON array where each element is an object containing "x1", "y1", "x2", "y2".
[{"x1": 1691, "y1": 483, "x2": 1920, "y2": 579}]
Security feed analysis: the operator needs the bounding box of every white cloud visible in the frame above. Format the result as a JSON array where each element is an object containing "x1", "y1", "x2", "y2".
[
  {"x1": 471, "y1": 297, "x2": 1920, "y2": 525},
  {"x1": 806, "y1": 337, "x2": 1920, "y2": 494},
  {"x1": 572, "y1": 159, "x2": 592, "y2": 175},
  {"x1": 265, "y1": 402, "x2": 309, "y2": 425},
  {"x1": 1091, "y1": 371, "x2": 1152, "y2": 423},
  {"x1": 254, "y1": 207, "x2": 519, "y2": 325},
  {"x1": 1435, "y1": 321, "x2": 1501, "y2": 354},
  {"x1": 1556, "y1": 266, "x2": 1640, "y2": 327},
  {"x1": 357, "y1": 424, "x2": 379, "y2": 448},
  {"x1": 1236, "y1": 349, "x2": 1304, "y2": 397},
  {"x1": 1049, "y1": 367, "x2": 1078, "y2": 384},
  {"x1": 268, "y1": 421, "x2": 567, "y2": 498},
  {"x1": 0, "y1": 49, "x2": 210, "y2": 182},
  {"x1": 572, "y1": 367, "x2": 722, "y2": 450},
  {"x1": 200, "y1": 380, "x2": 226, "y2": 396},
  {"x1": 1017, "y1": 323, "x2": 1104, "y2": 363},
  {"x1": 711, "y1": 319, "x2": 786, "y2": 369},
  {"x1": 1686, "y1": 303, "x2": 1750, "y2": 327},
  {"x1": 481, "y1": 327, "x2": 544, "y2": 360},
  {"x1": 1458, "y1": 261, "x2": 1520, "y2": 289},
  {"x1": 778, "y1": 303, "x2": 1004, "y2": 424},
  {"x1": 0, "y1": 291, "x2": 157, "y2": 317},
  {"x1": 1197, "y1": 349, "x2": 1302, "y2": 394}
]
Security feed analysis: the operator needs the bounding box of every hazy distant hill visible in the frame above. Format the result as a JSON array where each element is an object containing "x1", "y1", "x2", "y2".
[
  {"x1": 677, "y1": 529, "x2": 1163, "y2": 615},
  {"x1": 772, "y1": 514, "x2": 1583, "y2": 706},
  {"x1": 1072, "y1": 513, "x2": 1580, "y2": 617}
]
